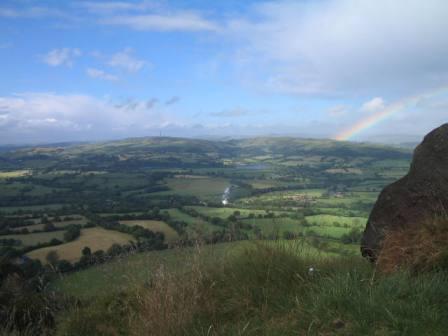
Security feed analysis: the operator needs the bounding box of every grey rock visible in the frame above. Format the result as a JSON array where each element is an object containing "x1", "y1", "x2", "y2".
[{"x1": 361, "y1": 123, "x2": 448, "y2": 260}]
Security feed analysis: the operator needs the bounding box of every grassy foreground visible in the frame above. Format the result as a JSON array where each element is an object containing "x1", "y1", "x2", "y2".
[{"x1": 56, "y1": 242, "x2": 448, "y2": 336}]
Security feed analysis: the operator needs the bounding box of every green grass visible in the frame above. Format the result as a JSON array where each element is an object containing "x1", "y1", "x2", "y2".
[
  {"x1": 164, "y1": 208, "x2": 200, "y2": 224},
  {"x1": 248, "y1": 179, "x2": 292, "y2": 189},
  {"x1": 2, "y1": 231, "x2": 66, "y2": 246},
  {"x1": 187, "y1": 206, "x2": 285, "y2": 218},
  {"x1": 10, "y1": 217, "x2": 87, "y2": 232},
  {"x1": 55, "y1": 242, "x2": 448, "y2": 336},
  {"x1": 164, "y1": 208, "x2": 221, "y2": 237},
  {"x1": 0, "y1": 204, "x2": 64, "y2": 213},
  {"x1": 305, "y1": 225, "x2": 352, "y2": 239},
  {"x1": 152, "y1": 176, "x2": 229, "y2": 201},
  {"x1": 305, "y1": 214, "x2": 366, "y2": 227},
  {"x1": 53, "y1": 241, "x2": 250, "y2": 298},
  {"x1": 241, "y1": 217, "x2": 303, "y2": 236}
]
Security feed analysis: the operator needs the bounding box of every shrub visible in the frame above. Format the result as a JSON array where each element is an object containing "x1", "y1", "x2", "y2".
[{"x1": 63, "y1": 225, "x2": 81, "y2": 242}]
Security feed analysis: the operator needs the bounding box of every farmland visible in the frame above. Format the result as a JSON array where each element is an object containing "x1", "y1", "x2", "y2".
[
  {"x1": 27, "y1": 228, "x2": 135, "y2": 263},
  {"x1": 0, "y1": 136, "x2": 412, "y2": 290}
]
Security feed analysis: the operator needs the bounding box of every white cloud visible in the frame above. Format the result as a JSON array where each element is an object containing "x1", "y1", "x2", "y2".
[
  {"x1": 42, "y1": 48, "x2": 81, "y2": 67},
  {"x1": 0, "y1": 93, "x2": 179, "y2": 143},
  {"x1": 227, "y1": 0, "x2": 448, "y2": 96},
  {"x1": 78, "y1": 1, "x2": 155, "y2": 13},
  {"x1": 361, "y1": 97, "x2": 385, "y2": 113},
  {"x1": 211, "y1": 108, "x2": 251, "y2": 117},
  {"x1": 108, "y1": 48, "x2": 146, "y2": 72},
  {"x1": 86, "y1": 68, "x2": 118, "y2": 81},
  {"x1": 100, "y1": 12, "x2": 218, "y2": 32},
  {"x1": 0, "y1": 6, "x2": 66, "y2": 19}
]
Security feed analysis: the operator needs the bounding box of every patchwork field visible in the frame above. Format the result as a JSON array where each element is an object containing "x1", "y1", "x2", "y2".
[
  {"x1": 0, "y1": 136, "x2": 413, "y2": 308},
  {"x1": 27, "y1": 228, "x2": 135, "y2": 263}
]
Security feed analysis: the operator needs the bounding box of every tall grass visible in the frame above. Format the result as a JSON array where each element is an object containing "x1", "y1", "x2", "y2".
[
  {"x1": 56, "y1": 240, "x2": 448, "y2": 336},
  {"x1": 377, "y1": 217, "x2": 448, "y2": 273}
]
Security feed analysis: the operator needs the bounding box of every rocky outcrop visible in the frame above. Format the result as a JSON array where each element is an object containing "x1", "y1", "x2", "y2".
[{"x1": 361, "y1": 123, "x2": 448, "y2": 261}]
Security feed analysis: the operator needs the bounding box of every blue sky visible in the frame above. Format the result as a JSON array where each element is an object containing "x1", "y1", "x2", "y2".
[{"x1": 1, "y1": 0, "x2": 448, "y2": 144}]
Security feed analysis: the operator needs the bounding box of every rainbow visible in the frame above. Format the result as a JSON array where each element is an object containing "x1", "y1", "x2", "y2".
[{"x1": 334, "y1": 87, "x2": 448, "y2": 141}]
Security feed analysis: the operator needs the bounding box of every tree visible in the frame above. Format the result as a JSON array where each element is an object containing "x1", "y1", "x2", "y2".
[
  {"x1": 64, "y1": 225, "x2": 81, "y2": 242},
  {"x1": 46, "y1": 250, "x2": 59, "y2": 271},
  {"x1": 107, "y1": 244, "x2": 123, "y2": 257},
  {"x1": 57, "y1": 260, "x2": 73, "y2": 273},
  {"x1": 82, "y1": 246, "x2": 91, "y2": 256}
]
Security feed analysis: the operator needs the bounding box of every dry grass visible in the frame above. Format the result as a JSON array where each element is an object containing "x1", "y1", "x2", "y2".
[
  {"x1": 377, "y1": 217, "x2": 448, "y2": 273},
  {"x1": 56, "y1": 242, "x2": 448, "y2": 335},
  {"x1": 27, "y1": 228, "x2": 135, "y2": 263},
  {"x1": 0, "y1": 170, "x2": 31, "y2": 179},
  {"x1": 130, "y1": 245, "x2": 207, "y2": 336}
]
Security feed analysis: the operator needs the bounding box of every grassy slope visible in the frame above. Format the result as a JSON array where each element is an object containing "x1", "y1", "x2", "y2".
[
  {"x1": 53, "y1": 241, "x2": 251, "y2": 298},
  {"x1": 56, "y1": 242, "x2": 448, "y2": 336}
]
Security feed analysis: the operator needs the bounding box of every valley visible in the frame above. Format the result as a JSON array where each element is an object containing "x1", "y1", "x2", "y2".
[{"x1": 0, "y1": 137, "x2": 411, "y2": 273}]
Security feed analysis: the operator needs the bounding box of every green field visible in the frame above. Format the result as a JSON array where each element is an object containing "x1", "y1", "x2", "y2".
[
  {"x1": 153, "y1": 176, "x2": 229, "y2": 201},
  {"x1": 305, "y1": 225, "x2": 353, "y2": 239},
  {"x1": 241, "y1": 217, "x2": 303, "y2": 236},
  {"x1": 164, "y1": 208, "x2": 221, "y2": 236},
  {"x1": 305, "y1": 214, "x2": 367, "y2": 227},
  {"x1": 2, "y1": 230, "x2": 66, "y2": 246},
  {"x1": 186, "y1": 206, "x2": 285, "y2": 218},
  {"x1": 0, "y1": 204, "x2": 65, "y2": 214}
]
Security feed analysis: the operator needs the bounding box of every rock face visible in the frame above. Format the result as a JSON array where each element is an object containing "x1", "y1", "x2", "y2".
[{"x1": 361, "y1": 123, "x2": 448, "y2": 261}]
